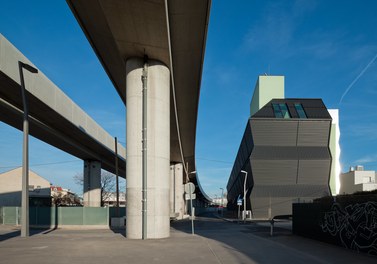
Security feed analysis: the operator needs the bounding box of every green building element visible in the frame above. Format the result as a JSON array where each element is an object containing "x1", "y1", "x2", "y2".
[{"x1": 250, "y1": 75, "x2": 285, "y2": 117}]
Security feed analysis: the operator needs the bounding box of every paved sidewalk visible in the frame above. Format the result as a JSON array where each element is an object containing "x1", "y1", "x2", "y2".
[{"x1": 0, "y1": 216, "x2": 376, "y2": 264}]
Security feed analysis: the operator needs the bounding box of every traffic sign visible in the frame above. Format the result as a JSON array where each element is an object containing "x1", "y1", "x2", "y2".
[
  {"x1": 237, "y1": 198, "x2": 242, "y2": 206},
  {"x1": 185, "y1": 193, "x2": 196, "y2": 200},
  {"x1": 184, "y1": 182, "x2": 195, "y2": 194}
]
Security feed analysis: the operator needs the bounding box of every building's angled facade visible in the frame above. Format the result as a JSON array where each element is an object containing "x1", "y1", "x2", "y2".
[{"x1": 227, "y1": 98, "x2": 332, "y2": 219}]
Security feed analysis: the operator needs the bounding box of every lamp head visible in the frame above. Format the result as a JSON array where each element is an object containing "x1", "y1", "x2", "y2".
[{"x1": 19, "y1": 61, "x2": 38, "y2": 74}]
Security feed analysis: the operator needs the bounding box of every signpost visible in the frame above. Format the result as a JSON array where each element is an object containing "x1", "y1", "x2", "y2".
[
  {"x1": 185, "y1": 193, "x2": 196, "y2": 200},
  {"x1": 184, "y1": 182, "x2": 195, "y2": 235},
  {"x1": 237, "y1": 195, "x2": 242, "y2": 220}
]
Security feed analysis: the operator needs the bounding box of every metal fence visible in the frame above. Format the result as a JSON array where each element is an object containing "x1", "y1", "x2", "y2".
[{"x1": 0, "y1": 206, "x2": 125, "y2": 227}]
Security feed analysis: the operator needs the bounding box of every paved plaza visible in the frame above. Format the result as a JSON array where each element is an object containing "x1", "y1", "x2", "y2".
[{"x1": 0, "y1": 215, "x2": 375, "y2": 264}]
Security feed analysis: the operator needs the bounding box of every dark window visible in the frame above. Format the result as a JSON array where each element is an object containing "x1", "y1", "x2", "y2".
[
  {"x1": 272, "y1": 103, "x2": 291, "y2": 118},
  {"x1": 294, "y1": 103, "x2": 307, "y2": 118}
]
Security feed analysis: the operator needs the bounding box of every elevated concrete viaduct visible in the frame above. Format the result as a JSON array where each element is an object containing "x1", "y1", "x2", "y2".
[
  {"x1": 68, "y1": 0, "x2": 212, "y2": 238},
  {"x1": 0, "y1": 34, "x2": 126, "y2": 207},
  {"x1": 0, "y1": 0, "x2": 212, "y2": 239}
]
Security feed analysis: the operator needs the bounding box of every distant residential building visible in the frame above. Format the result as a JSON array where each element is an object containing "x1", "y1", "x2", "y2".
[
  {"x1": 211, "y1": 197, "x2": 227, "y2": 207},
  {"x1": 102, "y1": 192, "x2": 126, "y2": 207},
  {"x1": 0, "y1": 167, "x2": 51, "y2": 206},
  {"x1": 339, "y1": 166, "x2": 377, "y2": 194},
  {"x1": 51, "y1": 186, "x2": 81, "y2": 206}
]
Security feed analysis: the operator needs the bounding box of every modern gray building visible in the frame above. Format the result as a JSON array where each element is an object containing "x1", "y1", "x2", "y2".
[{"x1": 227, "y1": 98, "x2": 332, "y2": 219}]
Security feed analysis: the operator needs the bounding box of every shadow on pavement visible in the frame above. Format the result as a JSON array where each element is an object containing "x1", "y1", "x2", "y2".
[
  {"x1": 171, "y1": 212, "x2": 292, "y2": 263},
  {"x1": 171, "y1": 211, "x2": 377, "y2": 263},
  {"x1": 0, "y1": 227, "x2": 56, "y2": 242},
  {"x1": 0, "y1": 230, "x2": 20, "y2": 242},
  {"x1": 110, "y1": 227, "x2": 126, "y2": 237}
]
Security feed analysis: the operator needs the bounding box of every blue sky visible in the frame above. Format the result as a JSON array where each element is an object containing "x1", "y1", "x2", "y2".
[{"x1": 1, "y1": 0, "x2": 377, "y2": 199}]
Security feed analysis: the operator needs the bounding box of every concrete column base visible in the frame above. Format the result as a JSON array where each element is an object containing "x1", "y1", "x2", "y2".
[
  {"x1": 83, "y1": 160, "x2": 101, "y2": 207},
  {"x1": 170, "y1": 163, "x2": 184, "y2": 219}
]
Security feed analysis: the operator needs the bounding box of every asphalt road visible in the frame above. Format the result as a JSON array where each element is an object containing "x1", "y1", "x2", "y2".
[{"x1": 0, "y1": 214, "x2": 375, "y2": 264}]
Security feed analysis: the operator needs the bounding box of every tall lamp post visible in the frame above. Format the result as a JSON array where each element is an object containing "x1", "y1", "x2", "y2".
[
  {"x1": 18, "y1": 61, "x2": 38, "y2": 237},
  {"x1": 241, "y1": 170, "x2": 248, "y2": 223},
  {"x1": 220, "y1": 187, "x2": 224, "y2": 216},
  {"x1": 114, "y1": 137, "x2": 119, "y2": 217}
]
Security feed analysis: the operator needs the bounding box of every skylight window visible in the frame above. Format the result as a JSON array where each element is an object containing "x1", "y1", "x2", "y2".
[
  {"x1": 294, "y1": 103, "x2": 307, "y2": 118},
  {"x1": 272, "y1": 103, "x2": 290, "y2": 118}
]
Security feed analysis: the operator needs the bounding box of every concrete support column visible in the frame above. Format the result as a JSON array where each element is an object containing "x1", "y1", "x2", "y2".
[
  {"x1": 174, "y1": 164, "x2": 184, "y2": 219},
  {"x1": 83, "y1": 160, "x2": 101, "y2": 207},
  {"x1": 170, "y1": 165, "x2": 175, "y2": 218},
  {"x1": 169, "y1": 163, "x2": 184, "y2": 220},
  {"x1": 126, "y1": 57, "x2": 170, "y2": 239}
]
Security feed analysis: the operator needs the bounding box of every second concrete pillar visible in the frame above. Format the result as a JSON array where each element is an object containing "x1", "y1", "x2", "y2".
[
  {"x1": 126, "y1": 57, "x2": 170, "y2": 239},
  {"x1": 83, "y1": 160, "x2": 101, "y2": 207}
]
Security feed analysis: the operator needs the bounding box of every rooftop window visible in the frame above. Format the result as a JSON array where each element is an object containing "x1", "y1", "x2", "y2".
[
  {"x1": 272, "y1": 103, "x2": 290, "y2": 118},
  {"x1": 294, "y1": 103, "x2": 307, "y2": 118}
]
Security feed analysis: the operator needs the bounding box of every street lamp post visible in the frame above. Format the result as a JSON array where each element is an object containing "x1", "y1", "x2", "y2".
[
  {"x1": 18, "y1": 61, "x2": 38, "y2": 237},
  {"x1": 241, "y1": 170, "x2": 248, "y2": 223},
  {"x1": 114, "y1": 137, "x2": 119, "y2": 217},
  {"x1": 220, "y1": 187, "x2": 224, "y2": 216}
]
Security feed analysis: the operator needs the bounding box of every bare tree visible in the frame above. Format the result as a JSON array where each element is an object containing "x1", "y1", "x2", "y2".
[
  {"x1": 101, "y1": 172, "x2": 116, "y2": 204},
  {"x1": 73, "y1": 171, "x2": 119, "y2": 206}
]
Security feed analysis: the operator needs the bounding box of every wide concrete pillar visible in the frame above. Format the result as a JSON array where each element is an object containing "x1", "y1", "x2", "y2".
[
  {"x1": 83, "y1": 160, "x2": 101, "y2": 207},
  {"x1": 126, "y1": 57, "x2": 170, "y2": 239},
  {"x1": 170, "y1": 163, "x2": 184, "y2": 220}
]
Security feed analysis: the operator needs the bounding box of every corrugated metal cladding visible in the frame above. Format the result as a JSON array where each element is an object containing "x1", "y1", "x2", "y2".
[
  {"x1": 226, "y1": 98, "x2": 332, "y2": 217},
  {"x1": 297, "y1": 147, "x2": 330, "y2": 159},
  {"x1": 250, "y1": 184, "x2": 330, "y2": 197},
  {"x1": 251, "y1": 197, "x2": 291, "y2": 219},
  {"x1": 226, "y1": 122, "x2": 254, "y2": 201},
  {"x1": 297, "y1": 121, "x2": 331, "y2": 146},
  {"x1": 251, "y1": 160, "x2": 298, "y2": 184},
  {"x1": 252, "y1": 146, "x2": 331, "y2": 160},
  {"x1": 251, "y1": 146, "x2": 298, "y2": 160},
  {"x1": 251, "y1": 120, "x2": 298, "y2": 146},
  {"x1": 250, "y1": 184, "x2": 330, "y2": 219},
  {"x1": 297, "y1": 160, "x2": 331, "y2": 184}
]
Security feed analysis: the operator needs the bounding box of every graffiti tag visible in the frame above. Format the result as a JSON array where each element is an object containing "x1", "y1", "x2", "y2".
[{"x1": 321, "y1": 201, "x2": 377, "y2": 255}]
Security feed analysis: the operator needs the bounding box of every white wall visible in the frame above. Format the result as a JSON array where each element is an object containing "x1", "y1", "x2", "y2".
[{"x1": 0, "y1": 167, "x2": 51, "y2": 206}]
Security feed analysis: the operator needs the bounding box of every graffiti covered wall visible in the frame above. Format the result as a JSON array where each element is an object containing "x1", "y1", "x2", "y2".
[
  {"x1": 321, "y1": 202, "x2": 377, "y2": 255},
  {"x1": 293, "y1": 200, "x2": 377, "y2": 256}
]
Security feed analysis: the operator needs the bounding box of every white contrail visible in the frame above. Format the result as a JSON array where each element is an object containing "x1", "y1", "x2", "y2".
[{"x1": 339, "y1": 51, "x2": 377, "y2": 104}]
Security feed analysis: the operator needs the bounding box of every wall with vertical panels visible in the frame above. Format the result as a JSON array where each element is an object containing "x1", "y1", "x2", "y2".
[{"x1": 227, "y1": 99, "x2": 332, "y2": 218}]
